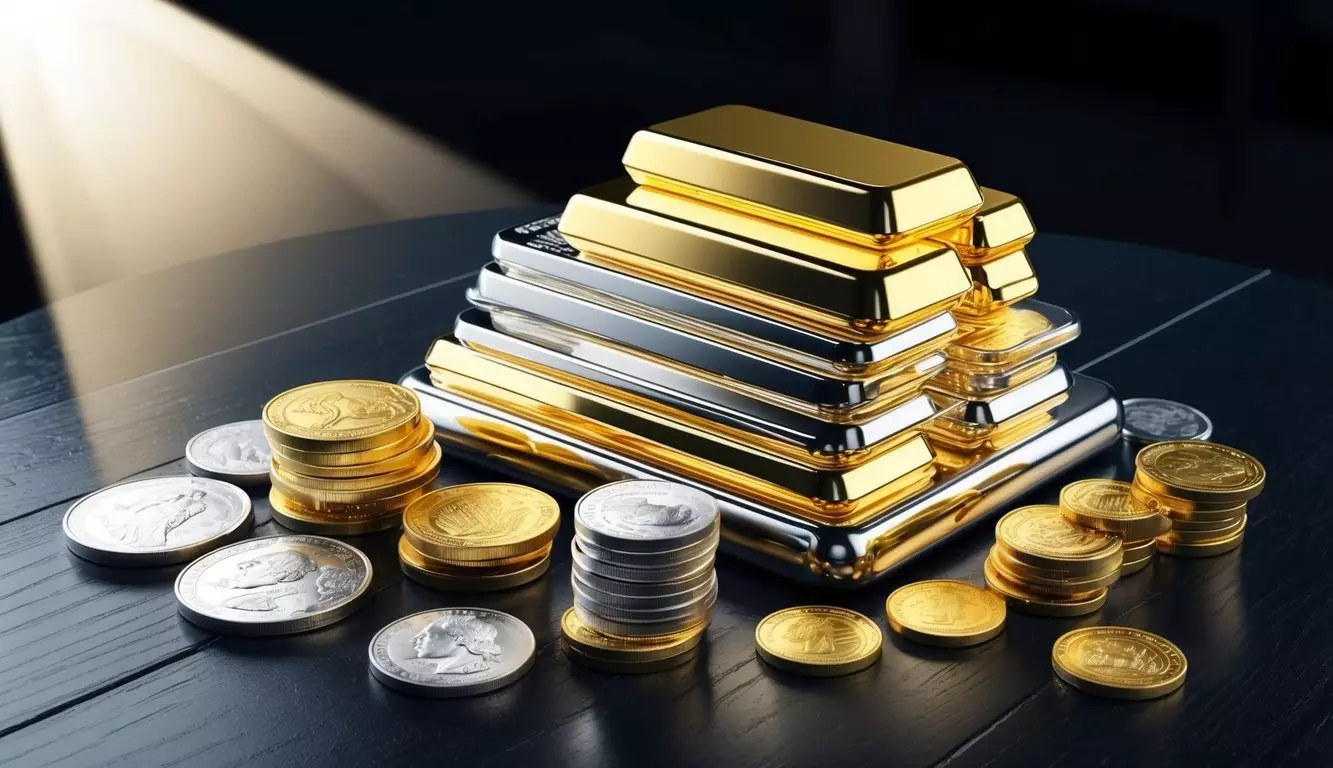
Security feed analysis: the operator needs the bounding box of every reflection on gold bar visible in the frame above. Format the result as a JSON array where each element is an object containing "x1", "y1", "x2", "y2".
[
  {"x1": 425, "y1": 337, "x2": 936, "y2": 521},
  {"x1": 954, "y1": 249, "x2": 1039, "y2": 317},
  {"x1": 927, "y1": 393, "x2": 1068, "y2": 452},
  {"x1": 932, "y1": 353, "x2": 1058, "y2": 397},
  {"x1": 559, "y1": 178, "x2": 971, "y2": 335},
  {"x1": 945, "y1": 302, "x2": 1079, "y2": 372},
  {"x1": 622, "y1": 105, "x2": 982, "y2": 248},
  {"x1": 936, "y1": 188, "x2": 1035, "y2": 264}
]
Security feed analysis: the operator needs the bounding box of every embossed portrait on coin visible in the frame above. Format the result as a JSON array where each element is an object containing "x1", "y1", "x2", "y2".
[
  {"x1": 1156, "y1": 448, "x2": 1247, "y2": 485},
  {"x1": 782, "y1": 616, "x2": 856, "y2": 654},
  {"x1": 289, "y1": 391, "x2": 411, "y2": 430},
  {"x1": 905, "y1": 589, "x2": 971, "y2": 626},
  {"x1": 1127, "y1": 403, "x2": 1197, "y2": 435},
  {"x1": 1079, "y1": 639, "x2": 1165, "y2": 678},
  {"x1": 412, "y1": 615, "x2": 503, "y2": 674},
  {"x1": 213, "y1": 549, "x2": 356, "y2": 613},
  {"x1": 612, "y1": 496, "x2": 696, "y2": 527},
  {"x1": 103, "y1": 489, "x2": 209, "y2": 547},
  {"x1": 204, "y1": 432, "x2": 269, "y2": 471}
]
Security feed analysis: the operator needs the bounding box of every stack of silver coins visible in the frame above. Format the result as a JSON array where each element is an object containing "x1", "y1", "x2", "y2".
[{"x1": 570, "y1": 480, "x2": 720, "y2": 639}]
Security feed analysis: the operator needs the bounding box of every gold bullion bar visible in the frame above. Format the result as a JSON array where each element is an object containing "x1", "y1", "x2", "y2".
[
  {"x1": 934, "y1": 187, "x2": 1035, "y2": 264},
  {"x1": 945, "y1": 303, "x2": 1080, "y2": 373},
  {"x1": 560, "y1": 178, "x2": 972, "y2": 336},
  {"x1": 954, "y1": 250, "x2": 1039, "y2": 318},
  {"x1": 623, "y1": 105, "x2": 982, "y2": 248}
]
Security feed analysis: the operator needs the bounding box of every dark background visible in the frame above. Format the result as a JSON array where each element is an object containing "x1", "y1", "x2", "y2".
[{"x1": 3, "y1": 0, "x2": 1331, "y2": 321}]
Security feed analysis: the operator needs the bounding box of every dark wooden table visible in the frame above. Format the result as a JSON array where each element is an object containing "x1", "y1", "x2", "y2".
[{"x1": 0, "y1": 206, "x2": 1322, "y2": 767}]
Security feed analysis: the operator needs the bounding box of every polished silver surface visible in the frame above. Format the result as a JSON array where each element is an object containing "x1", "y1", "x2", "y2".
[
  {"x1": 574, "y1": 479, "x2": 718, "y2": 550},
  {"x1": 185, "y1": 420, "x2": 272, "y2": 486},
  {"x1": 368, "y1": 608, "x2": 536, "y2": 698},
  {"x1": 573, "y1": 579, "x2": 718, "y2": 623},
  {"x1": 493, "y1": 216, "x2": 957, "y2": 374},
  {"x1": 1122, "y1": 397, "x2": 1213, "y2": 444},
  {"x1": 469, "y1": 263, "x2": 939, "y2": 407},
  {"x1": 572, "y1": 556, "x2": 716, "y2": 599},
  {"x1": 571, "y1": 539, "x2": 715, "y2": 584},
  {"x1": 573, "y1": 594, "x2": 715, "y2": 637},
  {"x1": 572, "y1": 570, "x2": 718, "y2": 611},
  {"x1": 934, "y1": 354, "x2": 1058, "y2": 396},
  {"x1": 575, "y1": 527, "x2": 721, "y2": 569},
  {"x1": 927, "y1": 364, "x2": 1072, "y2": 426},
  {"x1": 455, "y1": 308, "x2": 940, "y2": 454},
  {"x1": 63, "y1": 476, "x2": 254, "y2": 567},
  {"x1": 402, "y1": 366, "x2": 1121, "y2": 587}
]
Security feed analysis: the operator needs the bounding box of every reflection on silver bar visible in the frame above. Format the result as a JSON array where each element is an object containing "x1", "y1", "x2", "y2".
[
  {"x1": 929, "y1": 365, "x2": 1071, "y2": 426},
  {"x1": 493, "y1": 217, "x2": 958, "y2": 374},
  {"x1": 469, "y1": 263, "x2": 941, "y2": 408},
  {"x1": 401, "y1": 366, "x2": 1123, "y2": 588},
  {"x1": 454, "y1": 308, "x2": 941, "y2": 455}
]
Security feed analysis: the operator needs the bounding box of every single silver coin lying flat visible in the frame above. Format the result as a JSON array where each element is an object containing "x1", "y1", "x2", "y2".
[
  {"x1": 368, "y1": 608, "x2": 535, "y2": 698},
  {"x1": 63, "y1": 476, "x2": 254, "y2": 567},
  {"x1": 175, "y1": 535, "x2": 371, "y2": 635},
  {"x1": 1122, "y1": 398, "x2": 1213, "y2": 444},
  {"x1": 574, "y1": 480, "x2": 719, "y2": 552},
  {"x1": 186, "y1": 420, "x2": 272, "y2": 486}
]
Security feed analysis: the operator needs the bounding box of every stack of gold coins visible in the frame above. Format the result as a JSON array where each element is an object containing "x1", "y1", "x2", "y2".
[
  {"x1": 1130, "y1": 440, "x2": 1264, "y2": 557},
  {"x1": 984, "y1": 505, "x2": 1122, "y2": 616},
  {"x1": 263, "y1": 380, "x2": 440, "y2": 534},
  {"x1": 1059, "y1": 479, "x2": 1170, "y2": 575},
  {"x1": 399, "y1": 484, "x2": 560, "y2": 592}
]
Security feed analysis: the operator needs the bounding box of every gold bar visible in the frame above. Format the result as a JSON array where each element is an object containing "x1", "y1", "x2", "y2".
[
  {"x1": 936, "y1": 188, "x2": 1035, "y2": 264},
  {"x1": 927, "y1": 393, "x2": 1069, "y2": 452},
  {"x1": 559, "y1": 178, "x2": 972, "y2": 335},
  {"x1": 932, "y1": 353, "x2": 1058, "y2": 397},
  {"x1": 954, "y1": 249, "x2": 1039, "y2": 317},
  {"x1": 945, "y1": 301, "x2": 1079, "y2": 372},
  {"x1": 425, "y1": 337, "x2": 936, "y2": 521},
  {"x1": 622, "y1": 105, "x2": 983, "y2": 248}
]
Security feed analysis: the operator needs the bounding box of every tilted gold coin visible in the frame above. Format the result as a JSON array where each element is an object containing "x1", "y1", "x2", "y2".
[
  {"x1": 403, "y1": 483, "x2": 560, "y2": 562},
  {"x1": 995, "y1": 505, "x2": 1122, "y2": 576},
  {"x1": 560, "y1": 607, "x2": 704, "y2": 666},
  {"x1": 1135, "y1": 440, "x2": 1265, "y2": 504},
  {"x1": 755, "y1": 606, "x2": 882, "y2": 677},
  {"x1": 1052, "y1": 626, "x2": 1186, "y2": 700},
  {"x1": 885, "y1": 580, "x2": 1005, "y2": 647},
  {"x1": 1166, "y1": 512, "x2": 1245, "y2": 532},
  {"x1": 1060, "y1": 479, "x2": 1170, "y2": 540},
  {"x1": 263, "y1": 380, "x2": 420, "y2": 453},
  {"x1": 983, "y1": 557, "x2": 1108, "y2": 617},
  {"x1": 1155, "y1": 528, "x2": 1245, "y2": 558},
  {"x1": 563, "y1": 643, "x2": 699, "y2": 674},
  {"x1": 1120, "y1": 537, "x2": 1158, "y2": 558},
  {"x1": 1128, "y1": 480, "x2": 1246, "y2": 516}
]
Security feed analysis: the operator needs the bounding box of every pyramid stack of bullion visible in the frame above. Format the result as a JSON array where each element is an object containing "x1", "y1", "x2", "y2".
[
  {"x1": 922, "y1": 188, "x2": 1083, "y2": 464},
  {"x1": 426, "y1": 105, "x2": 999, "y2": 527},
  {"x1": 264, "y1": 380, "x2": 440, "y2": 534}
]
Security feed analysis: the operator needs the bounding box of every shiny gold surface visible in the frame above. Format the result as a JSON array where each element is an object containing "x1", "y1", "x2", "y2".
[
  {"x1": 1155, "y1": 528, "x2": 1245, "y2": 557},
  {"x1": 560, "y1": 607, "x2": 705, "y2": 665},
  {"x1": 561, "y1": 179, "x2": 972, "y2": 335},
  {"x1": 262, "y1": 380, "x2": 421, "y2": 453},
  {"x1": 402, "y1": 483, "x2": 561, "y2": 563},
  {"x1": 270, "y1": 446, "x2": 440, "y2": 506},
  {"x1": 269, "y1": 417, "x2": 434, "y2": 468},
  {"x1": 983, "y1": 557, "x2": 1109, "y2": 617},
  {"x1": 268, "y1": 419, "x2": 437, "y2": 477},
  {"x1": 754, "y1": 606, "x2": 882, "y2": 676},
  {"x1": 955, "y1": 250, "x2": 1039, "y2": 317},
  {"x1": 946, "y1": 305, "x2": 1079, "y2": 372},
  {"x1": 426, "y1": 338, "x2": 937, "y2": 523},
  {"x1": 1059, "y1": 479, "x2": 1171, "y2": 540},
  {"x1": 268, "y1": 487, "x2": 414, "y2": 535},
  {"x1": 1052, "y1": 627, "x2": 1186, "y2": 700},
  {"x1": 994, "y1": 505, "x2": 1123, "y2": 576},
  {"x1": 399, "y1": 539, "x2": 553, "y2": 592},
  {"x1": 926, "y1": 393, "x2": 1069, "y2": 452},
  {"x1": 936, "y1": 187, "x2": 1035, "y2": 264},
  {"x1": 270, "y1": 443, "x2": 441, "y2": 491},
  {"x1": 1134, "y1": 440, "x2": 1267, "y2": 504},
  {"x1": 622, "y1": 105, "x2": 982, "y2": 247},
  {"x1": 988, "y1": 545, "x2": 1120, "y2": 594},
  {"x1": 932, "y1": 353, "x2": 1057, "y2": 397},
  {"x1": 885, "y1": 580, "x2": 1005, "y2": 647},
  {"x1": 1128, "y1": 481, "x2": 1248, "y2": 518}
]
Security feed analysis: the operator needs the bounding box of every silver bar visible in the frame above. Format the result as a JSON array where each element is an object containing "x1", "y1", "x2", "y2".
[
  {"x1": 469, "y1": 263, "x2": 942, "y2": 408},
  {"x1": 402, "y1": 366, "x2": 1123, "y2": 588},
  {"x1": 928, "y1": 364, "x2": 1072, "y2": 426},
  {"x1": 492, "y1": 217, "x2": 957, "y2": 375},
  {"x1": 454, "y1": 307, "x2": 941, "y2": 455}
]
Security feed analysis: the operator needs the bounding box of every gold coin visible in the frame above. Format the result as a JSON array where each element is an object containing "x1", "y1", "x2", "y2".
[
  {"x1": 988, "y1": 547, "x2": 1119, "y2": 596},
  {"x1": 1129, "y1": 479, "x2": 1248, "y2": 517},
  {"x1": 270, "y1": 447, "x2": 440, "y2": 506},
  {"x1": 1155, "y1": 528, "x2": 1245, "y2": 558},
  {"x1": 268, "y1": 489, "x2": 406, "y2": 535},
  {"x1": 1166, "y1": 512, "x2": 1245, "y2": 532},
  {"x1": 754, "y1": 606, "x2": 882, "y2": 677},
  {"x1": 560, "y1": 607, "x2": 704, "y2": 664},
  {"x1": 1135, "y1": 440, "x2": 1265, "y2": 504},
  {"x1": 885, "y1": 580, "x2": 1005, "y2": 647},
  {"x1": 403, "y1": 483, "x2": 560, "y2": 563},
  {"x1": 1119, "y1": 553, "x2": 1154, "y2": 575},
  {"x1": 1120, "y1": 537, "x2": 1157, "y2": 558},
  {"x1": 400, "y1": 549, "x2": 551, "y2": 592},
  {"x1": 983, "y1": 557, "x2": 1108, "y2": 617},
  {"x1": 1052, "y1": 626, "x2": 1186, "y2": 700},
  {"x1": 263, "y1": 380, "x2": 420, "y2": 453},
  {"x1": 563, "y1": 642, "x2": 699, "y2": 674},
  {"x1": 995, "y1": 505, "x2": 1122, "y2": 576},
  {"x1": 1059, "y1": 479, "x2": 1170, "y2": 540},
  {"x1": 268, "y1": 421, "x2": 436, "y2": 477},
  {"x1": 270, "y1": 418, "x2": 434, "y2": 468},
  {"x1": 272, "y1": 443, "x2": 441, "y2": 491},
  {"x1": 1158, "y1": 515, "x2": 1246, "y2": 545},
  {"x1": 397, "y1": 535, "x2": 552, "y2": 574}
]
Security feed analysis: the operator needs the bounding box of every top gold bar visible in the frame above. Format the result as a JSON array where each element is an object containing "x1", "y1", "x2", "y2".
[
  {"x1": 622, "y1": 105, "x2": 983, "y2": 248},
  {"x1": 935, "y1": 187, "x2": 1035, "y2": 264}
]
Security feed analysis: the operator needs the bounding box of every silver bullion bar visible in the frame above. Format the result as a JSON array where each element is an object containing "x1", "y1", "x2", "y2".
[
  {"x1": 492, "y1": 216, "x2": 958, "y2": 375},
  {"x1": 454, "y1": 307, "x2": 942, "y2": 454},
  {"x1": 400, "y1": 366, "x2": 1122, "y2": 588},
  {"x1": 927, "y1": 364, "x2": 1072, "y2": 426},
  {"x1": 468, "y1": 263, "x2": 940, "y2": 408}
]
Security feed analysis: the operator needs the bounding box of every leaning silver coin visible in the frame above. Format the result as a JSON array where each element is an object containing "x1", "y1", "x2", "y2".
[
  {"x1": 368, "y1": 608, "x2": 535, "y2": 698},
  {"x1": 63, "y1": 475, "x2": 254, "y2": 567},
  {"x1": 1122, "y1": 398, "x2": 1213, "y2": 444},
  {"x1": 175, "y1": 535, "x2": 371, "y2": 635},
  {"x1": 574, "y1": 480, "x2": 719, "y2": 552},
  {"x1": 186, "y1": 420, "x2": 272, "y2": 486}
]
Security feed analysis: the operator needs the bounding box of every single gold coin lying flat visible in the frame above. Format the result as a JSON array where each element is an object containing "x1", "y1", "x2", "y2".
[
  {"x1": 1118, "y1": 553, "x2": 1154, "y2": 575},
  {"x1": 995, "y1": 505, "x2": 1122, "y2": 576},
  {"x1": 560, "y1": 607, "x2": 704, "y2": 665},
  {"x1": 563, "y1": 642, "x2": 699, "y2": 674},
  {"x1": 1120, "y1": 537, "x2": 1158, "y2": 558},
  {"x1": 263, "y1": 380, "x2": 420, "y2": 453},
  {"x1": 983, "y1": 557, "x2": 1108, "y2": 617},
  {"x1": 886, "y1": 580, "x2": 1005, "y2": 647},
  {"x1": 403, "y1": 483, "x2": 560, "y2": 563},
  {"x1": 1052, "y1": 626, "x2": 1186, "y2": 700},
  {"x1": 1060, "y1": 479, "x2": 1169, "y2": 540},
  {"x1": 755, "y1": 606, "x2": 882, "y2": 677},
  {"x1": 397, "y1": 535, "x2": 552, "y2": 575},
  {"x1": 1135, "y1": 440, "x2": 1265, "y2": 504}
]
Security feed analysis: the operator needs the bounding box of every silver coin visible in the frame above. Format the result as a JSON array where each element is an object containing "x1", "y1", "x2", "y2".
[
  {"x1": 573, "y1": 578, "x2": 718, "y2": 623},
  {"x1": 63, "y1": 476, "x2": 254, "y2": 567},
  {"x1": 574, "y1": 480, "x2": 719, "y2": 552},
  {"x1": 186, "y1": 420, "x2": 272, "y2": 486},
  {"x1": 574, "y1": 526, "x2": 721, "y2": 568},
  {"x1": 1122, "y1": 398, "x2": 1213, "y2": 444},
  {"x1": 571, "y1": 539, "x2": 714, "y2": 584},
  {"x1": 573, "y1": 598, "x2": 714, "y2": 638},
  {"x1": 174, "y1": 535, "x2": 371, "y2": 635},
  {"x1": 368, "y1": 608, "x2": 535, "y2": 698},
  {"x1": 572, "y1": 556, "x2": 716, "y2": 598},
  {"x1": 573, "y1": 569, "x2": 718, "y2": 611}
]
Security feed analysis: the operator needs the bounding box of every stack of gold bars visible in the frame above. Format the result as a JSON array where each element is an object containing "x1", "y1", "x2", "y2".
[
  {"x1": 406, "y1": 105, "x2": 1121, "y2": 587},
  {"x1": 1132, "y1": 440, "x2": 1265, "y2": 557},
  {"x1": 263, "y1": 380, "x2": 440, "y2": 534},
  {"x1": 984, "y1": 505, "x2": 1122, "y2": 616},
  {"x1": 398, "y1": 483, "x2": 560, "y2": 591}
]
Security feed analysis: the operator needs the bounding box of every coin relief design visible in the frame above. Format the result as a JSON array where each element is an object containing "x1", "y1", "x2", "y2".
[
  {"x1": 1064, "y1": 481, "x2": 1131, "y2": 515},
  {"x1": 889, "y1": 581, "x2": 1004, "y2": 634},
  {"x1": 1000, "y1": 507, "x2": 1116, "y2": 558},
  {"x1": 577, "y1": 480, "x2": 718, "y2": 542},
  {"x1": 1123, "y1": 399, "x2": 1210, "y2": 441},
  {"x1": 1140, "y1": 443, "x2": 1263, "y2": 491},
  {"x1": 409, "y1": 485, "x2": 559, "y2": 547},
  {"x1": 962, "y1": 307, "x2": 1053, "y2": 350},
  {"x1": 265, "y1": 381, "x2": 418, "y2": 440},
  {"x1": 187, "y1": 421, "x2": 271, "y2": 475},
  {"x1": 369, "y1": 608, "x2": 536, "y2": 697},
  {"x1": 757, "y1": 607, "x2": 879, "y2": 663},
  {"x1": 410, "y1": 613, "x2": 504, "y2": 675},
  {"x1": 1053, "y1": 627, "x2": 1186, "y2": 696},
  {"x1": 70, "y1": 477, "x2": 249, "y2": 550}
]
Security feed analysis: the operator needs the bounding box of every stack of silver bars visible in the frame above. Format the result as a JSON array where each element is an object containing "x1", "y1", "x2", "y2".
[{"x1": 402, "y1": 105, "x2": 1121, "y2": 587}]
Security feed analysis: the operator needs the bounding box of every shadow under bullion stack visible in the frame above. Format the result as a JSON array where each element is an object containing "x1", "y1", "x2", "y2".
[{"x1": 401, "y1": 105, "x2": 1122, "y2": 587}]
